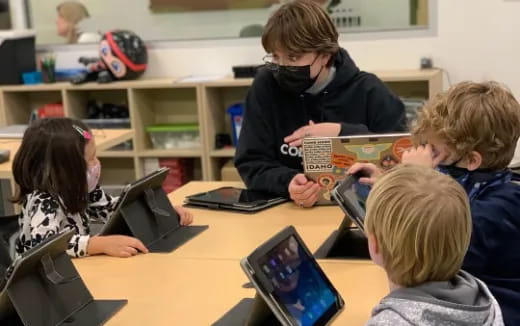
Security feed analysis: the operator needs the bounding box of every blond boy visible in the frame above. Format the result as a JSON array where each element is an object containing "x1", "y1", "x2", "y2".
[
  {"x1": 365, "y1": 165, "x2": 503, "y2": 326},
  {"x1": 353, "y1": 82, "x2": 520, "y2": 325},
  {"x1": 402, "y1": 82, "x2": 520, "y2": 326}
]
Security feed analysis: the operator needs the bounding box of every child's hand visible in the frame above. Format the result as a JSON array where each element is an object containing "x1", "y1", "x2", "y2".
[
  {"x1": 175, "y1": 205, "x2": 194, "y2": 226},
  {"x1": 88, "y1": 235, "x2": 149, "y2": 258},
  {"x1": 348, "y1": 163, "x2": 382, "y2": 185},
  {"x1": 402, "y1": 144, "x2": 447, "y2": 168}
]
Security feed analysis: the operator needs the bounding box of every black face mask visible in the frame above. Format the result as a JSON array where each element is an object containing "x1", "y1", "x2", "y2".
[
  {"x1": 439, "y1": 163, "x2": 496, "y2": 181},
  {"x1": 271, "y1": 56, "x2": 322, "y2": 94},
  {"x1": 437, "y1": 164, "x2": 469, "y2": 179},
  {"x1": 437, "y1": 156, "x2": 466, "y2": 178}
]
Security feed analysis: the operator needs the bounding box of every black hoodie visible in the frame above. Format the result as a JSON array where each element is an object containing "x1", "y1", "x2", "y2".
[{"x1": 235, "y1": 48, "x2": 406, "y2": 196}]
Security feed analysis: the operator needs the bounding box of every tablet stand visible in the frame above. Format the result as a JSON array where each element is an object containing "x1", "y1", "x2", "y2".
[
  {"x1": 213, "y1": 293, "x2": 281, "y2": 326},
  {"x1": 1, "y1": 248, "x2": 126, "y2": 325},
  {"x1": 246, "y1": 293, "x2": 282, "y2": 326},
  {"x1": 0, "y1": 215, "x2": 18, "y2": 276},
  {"x1": 314, "y1": 223, "x2": 370, "y2": 259},
  {"x1": 118, "y1": 186, "x2": 208, "y2": 253}
]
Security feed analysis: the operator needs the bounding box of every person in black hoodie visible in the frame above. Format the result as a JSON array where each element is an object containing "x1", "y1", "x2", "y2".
[{"x1": 235, "y1": 0, "x2": 406, "y2": 207}]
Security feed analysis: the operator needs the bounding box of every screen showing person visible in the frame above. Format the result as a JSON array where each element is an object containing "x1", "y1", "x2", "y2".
[{"x1": 257, "y1": 236, "x2": 338, "y2": 326}]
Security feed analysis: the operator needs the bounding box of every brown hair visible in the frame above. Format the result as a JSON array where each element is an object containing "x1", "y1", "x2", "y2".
[
  {"x1": 12, "y1": 118, "x2": 91, "y2": 214},
  {"x1": 365, "y1": 165, "x2": 472, "y2": 287},
  {"x1": 412, "y1": 81, "x2": 520, "y2": 170},
  {"x1": 57, "y1": 1, "x2": 90, "y2": 43},
  {"x1": 262, "y1": 0, "x2": 339, "y2": 65}
]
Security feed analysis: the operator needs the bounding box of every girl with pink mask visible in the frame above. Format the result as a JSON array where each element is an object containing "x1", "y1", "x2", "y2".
[{"x1": 12, "y1": 118, "x2": 193, "y2": 258}]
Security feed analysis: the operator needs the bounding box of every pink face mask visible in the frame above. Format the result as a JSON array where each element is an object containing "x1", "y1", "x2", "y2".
[{"x1": 87, "y1": 162, "x2": 101, "y2": 193}]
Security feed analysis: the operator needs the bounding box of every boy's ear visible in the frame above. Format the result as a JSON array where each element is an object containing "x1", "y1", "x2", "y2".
[
  {"x1": 368, "y1": 233, "x2": 383, "y2": 267},
  {"x1": 368, "y1": 233, "x2": 378, "y2": 254},
  {"x1": 466, "y1": 151, "x2": 483, "y2": 171}
]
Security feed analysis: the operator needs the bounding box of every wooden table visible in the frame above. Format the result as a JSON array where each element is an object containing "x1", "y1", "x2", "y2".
[
  {"x1": 70, "y1": 181, "x2": 388, "y2": 326},
  {"x1": 167, "y1": 182, "x2": 346, "y2": 260},
  {"x1": 0, "y1": 129, "x2": 134, "y2": 213},
  {"x1": 0, "y1": 129, "x2": 133, "y2": 178},
  {"x1": 169, "y1": 182, "x2": 345, "y2": 228},
  {"x1": 92, "y1": 129, "x2": 135, "y2": 152},
  {"x1": 74, "y1": 257, "x2": 388, "y2": 326},
  {"x1": 166, "y1": 222, "x2": 340, "y2": 260},
  {"x1": 0, "y1": 139, "x2": 22, "y2": 179}
]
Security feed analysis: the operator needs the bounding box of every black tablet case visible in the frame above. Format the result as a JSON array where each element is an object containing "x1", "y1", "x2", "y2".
[
  {"x1": 0, "y1": 230, "x2": 126, "y2": 325},
  {"x1": 224, "y1": 226, "x2": 344, "y2": 326},
  {"x1": 314, "y1": 175, "x2": 370, "y2": 260},
  {"x1": 185, "y1": 187, "x2": 287, "y2": 213},
  {"x1": 313, "y1": 218, "x2": 370, "y2": 260},
  {"x1": 101, "y1": 168, "x2": 208, "y2": 253}
]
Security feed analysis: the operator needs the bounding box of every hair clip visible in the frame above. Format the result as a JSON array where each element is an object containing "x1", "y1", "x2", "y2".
[{"x1": 73, "y1": 125, "x2": 92, "y2": 140}]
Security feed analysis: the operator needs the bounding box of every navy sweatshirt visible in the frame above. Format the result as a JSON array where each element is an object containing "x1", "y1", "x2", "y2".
[
  {"x1": 457, "y1": 171, "x2": 520, "y2": 326},
  {"x1": 235, "y1": 48, "x2": 406, "y2": 196}
]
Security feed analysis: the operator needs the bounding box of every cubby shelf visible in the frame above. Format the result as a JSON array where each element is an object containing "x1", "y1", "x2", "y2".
[{"x1": 0, "y1": 69, "x2": 442, "y2": 184}]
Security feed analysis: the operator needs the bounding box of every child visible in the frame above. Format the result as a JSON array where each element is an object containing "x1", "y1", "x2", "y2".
[
  {"x1": 351, "y1": 81, "x2": 520, "y2": 325},
  {"x1": 12, "y1": 118, "x2": 194, "y2": 258},
  {"x1": 365, "y1": 165, "x2": 503, "y2": 325}
]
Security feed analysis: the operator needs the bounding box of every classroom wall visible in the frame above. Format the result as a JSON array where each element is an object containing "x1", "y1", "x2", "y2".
[
  {"x1": 347, "y1": 0, "x2": 409, "y2": 29},
  {"x1": 8, "y1": 0, "x2": 25, "y2": 29},
  {"x1": 31, "y1": 0, "x2": 270, "y2": 43},
  {"x1": 23, "y1": 0, "x2": 520, "y2": 165},
  {"x1": 30, "y1": 0, "x2": 410, "y2": 44},
  {"x1": 47, "y1": 0, "x2": 519, "y2": 100}
]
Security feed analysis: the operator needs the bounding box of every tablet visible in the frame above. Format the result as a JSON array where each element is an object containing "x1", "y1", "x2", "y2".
[
  {"x1": 0, "y1": 229, "x2": 128, "y2": 325},
  {"x1": 184, "y1": 187, "x2": 287, "y2": 212},
  {"x1": 330, "y1": 174, "x2": 367, "y2": 233},
  {"x1": 100, "y1": 167, "x2": 169, "y2": 236},
  {"x1": 240, "y1": 226, "x2": 344, "y2": 326},
  {"x1": 0, "y1": 230, "x2": 73, "y2": 285},
  {"x1": 302, "y1": 133, "x2": 411, "y2": 205},
  {"x1": 0, "y1": 230, "x2": 74, "y2": 319},
  {"x1": 100, "y1": 167, "x2": 208, "y2": 253}
]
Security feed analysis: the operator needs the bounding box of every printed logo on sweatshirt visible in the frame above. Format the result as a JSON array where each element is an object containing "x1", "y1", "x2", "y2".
[{"x1": 280, "y1": 144, "x2": 303, "y2": 157}]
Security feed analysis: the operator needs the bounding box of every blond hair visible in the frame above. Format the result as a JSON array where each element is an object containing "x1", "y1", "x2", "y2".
[
  {"x1": 364, "y1": 165, "x2": 472, "y2": 287},
  {"x1": 262, "y1": 0, "x2": 339, "y2": 66},
  {"x1": 412, "y1": 81, "x2": 520, "y2": 170},
  {"x1": 57, "y1": 1, "x2": 90, "y2": 44}
]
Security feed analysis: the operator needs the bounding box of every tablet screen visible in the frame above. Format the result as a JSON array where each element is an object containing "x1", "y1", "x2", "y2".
[
  {"x1": 335, "y1": 176, "x2": 368, "y2": 231},
  {"x1": 257, "y1": 235, "x2": 339, "y2": 326},
  {"x1": 189, "y1": 187, "x2": 281, "y2": 206}
]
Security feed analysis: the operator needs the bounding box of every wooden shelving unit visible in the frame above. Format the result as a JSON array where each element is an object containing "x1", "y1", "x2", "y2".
[
  {"x1": 200, "y1": 69, "x2": 443, "y2": 180},
  {"x1": 210, "y1": 148, "x2": 236, "y2": 157},
  {"x1": 0, "y1": 69, "x2": 442, "y2": 185},
  {"x1": 138, "y1": 149, "x2": 203, "y2": 158}
]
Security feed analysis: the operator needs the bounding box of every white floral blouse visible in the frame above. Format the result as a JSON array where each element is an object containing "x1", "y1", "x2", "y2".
[{"x1": 15, "y1": 186, "x2": 118, "y2": 258}]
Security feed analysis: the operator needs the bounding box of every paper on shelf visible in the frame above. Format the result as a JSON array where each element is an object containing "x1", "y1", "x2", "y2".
[{"x1": 177, "y1": 74, "x2": 227, "y2": 83}]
